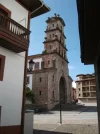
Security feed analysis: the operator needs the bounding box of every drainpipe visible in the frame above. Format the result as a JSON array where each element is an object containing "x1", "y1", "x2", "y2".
[
  {"x1": 19, "y1": 18, "x2": 26, "y2": 28},
  {"x1": 18, "y1": 1, "x2": 44, "y2": 27}
]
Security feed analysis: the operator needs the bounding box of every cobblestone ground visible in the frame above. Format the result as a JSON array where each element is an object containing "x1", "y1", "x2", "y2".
[{"x1": 34, "y1": 124, "x2": 98, "y2": 134}]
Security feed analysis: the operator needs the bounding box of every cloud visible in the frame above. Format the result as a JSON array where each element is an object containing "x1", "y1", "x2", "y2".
[
  {"x1": 68, "y1": 65, "x2": 75, "y2": 70},
  {"x1": 72, "y1": 81, "x2": 76, "y2": 88}
]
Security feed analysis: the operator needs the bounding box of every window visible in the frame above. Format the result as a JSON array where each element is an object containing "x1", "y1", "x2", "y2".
[
  {"x1": 0, "y1": 55, "x2": 6, "y2": 81},
  {"x1": 79, "y1": 88, "x2": 80, "y2": 91},
  {"x1": 48, "y1": 61, "x2": 50, "y2": 64},
  {"x1": 39, "y1": 77, "x2": 42, "y2": 82},
  {"x1": 27, "y1": 76, "x2": 30, "y2": 84},
  {"x1": 0, "y1": 8, "x2": 8, "y2": 25},
  {"x1": 41, "y1": 61, "x2": 44, "y2": 69},
  {"x1": 39, "y1": 91, "x2": 41, "y2": 95},
  {"x1": 53, "y1": 75, "x2": 54, "y2": 81},
  {"x1": 53, "y1": 60, "x2": 56, "y2": 68},
  {"x1": 79, "y1": 94, "x2": 80, "y2": 96},
  {"x1": 35, "y1": 62, "x2": 39, "y2": 70},
  {"x1": 53, "y1": 34, "x2": 55, "y2": 37},
  {"x1": 0, "y1": 4, "x2": 11, "y2": 17},
  {"x1": 0, "y1": 4, "x2": 11, "y2": 26},
  {"x1": 50, "y1": 45, "x2": 52, "y2": 49},
  {"x1": 52, "y1": 24, "x2": 54, "y2": 27},
  {"x1": 53, "y1": 91, "x2": 54, "y2": 98},
  {"x1": 78, "y1": 82, "x2": 80, "y2": 85},
  {"x1": 59, "y1": 47, "x2": 60, "y2": 53},
  {"x1": 50, "y1": 34, "x2": 51, "y2": 38}
]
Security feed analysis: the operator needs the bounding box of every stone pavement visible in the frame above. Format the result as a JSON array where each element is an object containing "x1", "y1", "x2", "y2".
[
  {"x1": 34, "y1": 110, "x2": 98, "y2": 124},
  {"x1": 33, "y1": 103, "x2": 98, "y2": 134},
  {"x1": 34, "y1": 124, "x2": 98, "y2": 134}
]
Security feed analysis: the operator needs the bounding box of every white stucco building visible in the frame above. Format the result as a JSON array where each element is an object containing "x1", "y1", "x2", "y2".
[
  {"x1": 0, "y1": 0, "x2": 50, "y2": 134},
  {"x1": 27, "y1": 55, "x2": 42, "y2": 89}
]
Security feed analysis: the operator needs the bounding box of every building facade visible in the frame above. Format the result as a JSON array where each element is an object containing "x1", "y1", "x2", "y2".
[
  {"x1": 76, "y1": 73, "x2": 96, "y2": 102},
  {"x1": 72, "y1": 88, "x2": 77, "y2": 101},
  {"x1": 27, "y1": 14, "x2": 72, "y2": 110},
  {"x1": 0, "y1": 0, "x2": 49, "y2": 134}
]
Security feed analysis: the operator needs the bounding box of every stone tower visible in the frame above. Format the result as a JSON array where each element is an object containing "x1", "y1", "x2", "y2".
[
  {"x1": 42, "y1": 14, "x2": 72, "y2": 108},
  {"x1": 28, "y1": 14, "x2": 72, "y2": 110},
  {"x1": 43, "y1": 13, "x2": 67, "y2": 66}
]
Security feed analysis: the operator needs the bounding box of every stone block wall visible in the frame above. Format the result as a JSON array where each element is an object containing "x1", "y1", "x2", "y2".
[{"x1": 32, "y1": 71, "x2": 48, "y2": 105}]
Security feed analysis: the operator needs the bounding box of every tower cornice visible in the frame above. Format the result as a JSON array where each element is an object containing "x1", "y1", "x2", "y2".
[
  {"x1": 46, "y1": 16, "x2": 65, "y2": 26},
  {"x1": 45, "y1": 27, "x2": 66, "y2": 39},
  {"x1": 43, "y1": 39, "x2": 68, "y2": 51},
  {"x1": 42, "y1": 52, "x2": 69, "y2": 63}
]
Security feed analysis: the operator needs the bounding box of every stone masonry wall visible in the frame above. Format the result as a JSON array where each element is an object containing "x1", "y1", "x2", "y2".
[{"x1": 32, "y1": 72, "x2": 48, "y2": 105}]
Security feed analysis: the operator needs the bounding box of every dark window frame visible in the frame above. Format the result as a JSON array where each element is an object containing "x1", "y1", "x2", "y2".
[
  {"x1": 53, "y1": 75, "x2": 54, "y2": 81},
  {"x1": 35, "y1": 62, "x2": 39, "y2": 70},
  {"x1": 53, "y1": 91, "x2": 54, "y2": 98},
  {"x1": 48, "y1": 60, "x2": 50, "y2": 64},
  {"x1": 53, "y1": 34, "x2": 55, "y2": 37},
  {"x1": 39, "y1": 91, "x2": 41, "y2": 95},
  {"x1": 0, "y1": 54, "x2": 6, "y2": 81},
  {"x1": 40, "y1": 77, "x2": 42, "y2": 82},
  {"x1": 0, "y1": 4, "x2": 11, "y2": 17}
]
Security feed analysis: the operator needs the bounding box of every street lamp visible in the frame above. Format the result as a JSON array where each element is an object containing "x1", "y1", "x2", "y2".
[
  {"x1": 59, "y1": 98, "x2": 62, "y2": 124},
  {"x1": 53, "y1": 97, "x2": 62, "y2": 124},
  {"x1": 29, "y1": 59, "x2": 34, "y2": 71}
]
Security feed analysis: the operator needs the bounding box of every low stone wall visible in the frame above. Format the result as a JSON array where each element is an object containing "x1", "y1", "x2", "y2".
[
  {"x1": 25, "y1": 104, "x2": 48, "y2": 112},
  {"x1": 79, "y1": 98, "x2": 97, "y2": 103}
]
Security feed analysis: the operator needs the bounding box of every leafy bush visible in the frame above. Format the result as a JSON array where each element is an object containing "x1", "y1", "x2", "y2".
[
  {"x1": 26, "y1": 87, "x2": 35, "y2": 104},
  {"x1": 42, "y1": 50, "x2": 47, "y2": 54}
]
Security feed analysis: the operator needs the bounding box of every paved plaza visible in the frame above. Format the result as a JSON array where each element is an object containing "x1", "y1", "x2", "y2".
[{"x1": 33, "y1": 103, "x2": 98, "y2": 134}]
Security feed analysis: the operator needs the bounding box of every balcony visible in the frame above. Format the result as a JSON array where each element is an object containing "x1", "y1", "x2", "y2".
[{"x1": 0, "y1": 13, "x2": 30, "y2": 53}]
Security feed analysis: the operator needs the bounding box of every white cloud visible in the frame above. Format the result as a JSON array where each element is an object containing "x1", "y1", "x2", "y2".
[{"x1": 72, "y1": 81, "x2": 76, "y2": 88}]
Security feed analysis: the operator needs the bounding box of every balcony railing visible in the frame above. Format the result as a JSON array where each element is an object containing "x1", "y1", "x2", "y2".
[{"x1": 0, "y1": 13, "x2": 30, "y2": 52}]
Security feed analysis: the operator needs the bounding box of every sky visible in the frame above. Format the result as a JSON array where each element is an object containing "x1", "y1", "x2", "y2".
[{"x1": 28, "y1": 0, "x2": 94, "y2": 81}]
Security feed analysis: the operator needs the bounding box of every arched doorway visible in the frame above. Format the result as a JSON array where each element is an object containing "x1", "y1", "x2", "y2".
[{"x1": 59, "y1": 76, "x2": 66, "y2": 104}]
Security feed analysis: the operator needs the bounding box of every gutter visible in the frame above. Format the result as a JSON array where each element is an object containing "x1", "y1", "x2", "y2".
[
  {"x1": 30, "y1": 2, "x2": 44, "y2": 15},
  {"x1": 30, "y1": 0, "x2": 50, "y2": 16}
]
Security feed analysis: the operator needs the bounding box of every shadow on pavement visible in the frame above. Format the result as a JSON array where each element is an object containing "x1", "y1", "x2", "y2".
[
  {"x1": 34, "y1": 105, "x2": 97, "y2": 115},
  {"x1": 36, "y1": 111, "x2": 54, "y2": 114},
  {"x1": 52, "y1": 105, "x2": 97, "y2": 112},
  {"x1": 33, "y1": 129, "x2": 72, "y2": 134}
]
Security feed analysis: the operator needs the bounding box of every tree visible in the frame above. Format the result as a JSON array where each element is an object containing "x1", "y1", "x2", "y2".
[{"x1": 26, "y1": 87, "x2": 35, "y2": 104}]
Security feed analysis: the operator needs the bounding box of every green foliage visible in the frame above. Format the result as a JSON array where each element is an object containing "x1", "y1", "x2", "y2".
[
  {"x1": 42, "y1": 50, "x2": 47, "y2": 54},
  {"x1": 26, "y1": 87, "x2": 35, "y2": 104}
]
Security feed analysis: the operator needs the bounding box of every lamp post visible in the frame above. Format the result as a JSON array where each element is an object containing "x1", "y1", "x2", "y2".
[
  {"x1": 59, "y1": 98, "x2": 62, "y2": 124},
  {"x1": 53, "y1": 97, "x2": 62, "y2": 124},
  {"x1": 29, "y1": 59, "x2": 34, "y2": 71}
]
